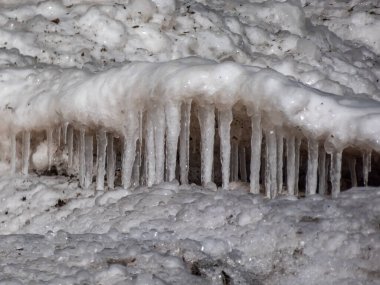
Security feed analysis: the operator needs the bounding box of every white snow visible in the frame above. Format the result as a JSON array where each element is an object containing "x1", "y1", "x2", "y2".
[{"x1": 0, "y1": 0, "x2": 380, "y2": 284}]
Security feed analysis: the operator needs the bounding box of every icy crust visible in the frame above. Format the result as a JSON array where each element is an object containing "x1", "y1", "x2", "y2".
[
  {"x1": 1, "y1": 58, "x2": 380, "y2": 152},
  {"x1": 0, "y1": 175, "x2": 379, "y2": 284},
  {"x1": 0, "y1": 0, "x2": 379, "y2": 101}
]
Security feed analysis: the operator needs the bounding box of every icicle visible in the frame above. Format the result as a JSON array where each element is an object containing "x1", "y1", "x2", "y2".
[
  {"x1": 318, "y1": 146, "x2": 327, "y2": 195},
  {"x1": 96, "y1": 130, "x2": 107, "y2": 191},
  {"x1": 121, "y1": 110, "x2": 139, "y2": 189},
  {"x1": 180, "y1": 101, "x2": 191, "y2": 185},
  {"x1": 330, "y1": 149, "x2": 342, "y2": 198},
  {"x1": 231, "y1": 140, "x2": 239, "y2": 181},
  {"x1": 153, "y1": 105, "x2": 166, "y2": 184},
  {"x1": 306, "y1": 138, "x2": 319, "y2": 196},
  {"x1": 21, "y1": 131, "x2": 30, "y2": 175},
  {"x1": 146, "y1": 111, "x2": 156, "y2": 187},
  {"x1": 265, "y1": 128, "x2": 277, "y2": 199},
  {"x1": 197, "y1": 104, "x2": 215, "y2": 185},
  {"x1": 239, "y1": 146, "x2": 247, "y2": 182},
  {"x1": 348, "y1": 157, "x2": 357, "y2": 188},
  {"x1": 165, "y1": 102, "x2": 181, "y2": 182},
  {"x1": 362, "y1": 150, "x2": 371, "y2": 186},
  {"x1": 286, "y1": 135, "x2": 296, "y2": 196},
  {"x1": 47, "y1": 128, "x2": 54, "y2": 171},
  {"x1": 249, "y1": 110, "x2": 262, "y2": 194},
  {"x1": 79, "y1": 128, "x2": 86, "y2": 188},
  {"x1": 57, "y1": 126, "x2": 62, "y2": 147},
  {"x1": 63, "y1": 122, "x2": 68, "y2": 145},
  {"x1": 132, "y1": 111, "x2": 143, "y2": 187},
  {"x1": 218, "y1": 108, "x2": 233, "y2": 189},
  {"x1": 294, "y1": 137, "x2": 301, "y2": 196},
  {"x1": 106, "y1": 133, "x2": 115, "y2": 190},
  {"x1": 276, "y1": 131, "x2": 284, "y2": 193},
  {"x1": 67, "y1": 126, "x2": 74, "y2": 169},
  {"x1": 10, "y1": 133, "x2": 17, "y2": 174},
  {"x1": 84, "y1": 134, "x2": 93, "y2": 188}
]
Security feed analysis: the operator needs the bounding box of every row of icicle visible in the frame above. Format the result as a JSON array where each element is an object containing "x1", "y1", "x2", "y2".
[{"x1": 7, "y1": 101, "x2": 373, "y2": 198}]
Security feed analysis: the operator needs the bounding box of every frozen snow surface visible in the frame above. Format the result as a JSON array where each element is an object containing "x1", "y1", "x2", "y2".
[
  {"x1": 0, "y1": 0, "x2": 380, "y2": 284},
  {"x1": 0, "y1": 175, "x2": 380, "y2": 285}
]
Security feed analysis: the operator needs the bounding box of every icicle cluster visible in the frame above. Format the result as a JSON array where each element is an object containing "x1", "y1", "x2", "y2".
[{"x1": 2, "y1": 59, "x2": 379, "y2": 198}]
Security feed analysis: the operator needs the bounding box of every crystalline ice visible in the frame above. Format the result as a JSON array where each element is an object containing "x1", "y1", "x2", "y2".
[
  {"x1": 197, "y1": 105, "x2": 215, "y2": 185},
  {"x1": 306, "y1": 138, "x2": 319, "y2": 196},
  {"x1": 218, "y1": 108, "x2": 233, "y2": 189},
  {"x1": 96, "y1": 130, "x2": 107, "y2": 191},
  {"x1": 179, "y1": 101, "x2": 191, "y2": 185},
  {"x1": 286, "y1": 134, "x2": 296, "y2": 196},
  {"x1": 249, "y1": 110, "x2": 262, "y2": 194}
]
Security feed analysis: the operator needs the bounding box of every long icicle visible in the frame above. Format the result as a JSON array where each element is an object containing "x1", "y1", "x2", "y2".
[
  {"x1": 331, "y1": 149, "x2": 343, "y2": 198},
  {"x1": 84, "y1": 134, "x2": 93, "y2": 188},
  {"x1": 198, "y1": 104, "x2": 215, "y2": 185},
  {"x1": 96, "y1": 130, "x2": 107, "y2": 191},
  {"x1": 146, "y1": 111, "x2": 156, "y2": 187},
  {"x1": 132, "y1": 110, "x2": 143, "y2": 187},
  {"x1": 106, "y1": 133, "x2": 115, "y2": 190},
  {"x1": 286, "y1": 134, "x2": 296, "y2": 196},
  {"x1": 79, "y1": 128, "x2": 86, "y2": 188},
  {"x1": 250, "y1": 110, "x2": 262, "y2": 194},
  {"x1": 67, "y1": 125, "x2": 74, "y2": 169},
  {"x1": 276, "y1": 130, "x2": 284, "y2": 193},
  {"x1": 348, "y1": 157, "x2": 357, "y2": 188},
  {"x1": 10, "y1": 133, "x2": 17, "y2": 174},
  {"x1": 47, "y1": 128, "x2": 54, "y2": 171},
  {"x1": 21, "y1": 131, "x2": 31, "y2": 176},
  {"x1": 306, "y1": 138, "x2": 319, "y2": 195},
  {"x1": 63, "y1": 122, "x2": 68, "y2": 145},
  {"x1": 121, "y1": 110, "x2": 139, "y2": 189},
  {"x1": 165, "y1": 102, "x2": 181, "y2": 182},
  {"x1": 318, "y1": 145, "x2": 327, "y2": 195},
  {"x1": 265, "y1": 128, "x2": 277, "y2": 199},
  {"x1": 362, "y1": 149, "x2": 371, "y2": 186},
  {"x1": 179, "y1": 101, "x2": 192, "y2": 185},
  {"x1": 153, "y1": 105, "x2": 166, "y2": 184},
  {"x1": 294, "y1": 137, "x2": 301, "y2": 196},
  {"x1": 218, "y1": 108, "x2": 233, "y2": 189}
]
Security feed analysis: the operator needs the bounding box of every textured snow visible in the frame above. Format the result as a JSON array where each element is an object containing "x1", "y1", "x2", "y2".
[{"x1": 0, "y1": 0, "x2": 380, "y2": 284}]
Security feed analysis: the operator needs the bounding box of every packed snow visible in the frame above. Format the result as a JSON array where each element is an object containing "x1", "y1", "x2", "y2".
[{"x1": 0, "y1": 0, "x2": 380, "y2": 284}]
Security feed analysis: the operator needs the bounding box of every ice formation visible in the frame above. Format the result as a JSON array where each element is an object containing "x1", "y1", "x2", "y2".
[
  {"x1": 1, "y1": 58, "x2": 380, "y2": 198},
  {"x1": 0, "y1": 0, "x2": 379, "y2": 198}
]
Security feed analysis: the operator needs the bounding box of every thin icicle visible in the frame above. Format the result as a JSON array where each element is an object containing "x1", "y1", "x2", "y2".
[
  {"x1": 218, "y1": 108, "x2": 233, "y2": 189},
  {"x1": 362, "y1": 150, "x2": 371, "y2": 186},
  {"x1": 197, "y1": 104, "x2": 215, "y2": 185},
  {"x1": 67, "y1": 126, "x2": 74, "y2": 169},
  {"x1": 146, "y1": 111, "x2": 156, "y2": 187},
  {"x1": 106, "y1": 133, "x2": 115, "y2": 190},
  {"x1": 21, "y1": 131, "x2": 30, "y2": 175},
  {"x1": 276, "y1": 131, "x2": 284, "y2": 193},
  {"x1": 286, "y1": 135, "x2": 296, "y2": 196},
  {"x1": 231, "y1": 140, "x2": 239, "y2": 181},
  {"x1": 153, "y1": 105, "x2": 166, "y2": 184},
  {"x1": 294, "y1": 137, "x2": 301, "y2": 196},
  {"x1": 306, "y1": 138, "x2": 319, "y2": 196},
  {"x1": 10, "y1": 133, "x2": 17, "y2": 174},
  {"x1": 121, "y1": 110, "x2": 139, "y2": 189},
  {"x1": 79, "y1": 128, "x2": 86, "y2": 188},
  {"x1": 330, "y1": 149, "x2": 342, "y2": 198},
  {"x1": 57, "y1": 126, "x2": 62, "y2": 147},
  {"x1": 348, "y1": 157, "x2": 357, "y2": 188},
  {"x1": 165, "y1": 102, "x2": 181, "y2": 182},
  {"x1": 249, "y1": 110, "x2": 262, "y2": 194},
  {"x1": 47, "y1": 128, "x2": 54, "y2": 171},
  {"x1": 63, "y1": 122, "x2": 69, "y2": 145},
  {"x1": 265, "y1": 128, "x2": 277, "y2": 199},
  {"x1": 96, "y1": 130, "x2": 107, "y2": 191},
  {"x1": 132, "y1": 111, "x2": 144, "y2": 187},
  {"x1": 84, "y1": 134, "x2": 93, "y2": 188},
  {"x1": 318, "y1": 146, "x2": 327, "y2": 195},
  {"x1": 180, "y1": 101, "x2": 191, "y2": 185},
  {"x1": 239, "y1": 146, "x2": 247, "y2": 182}
]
